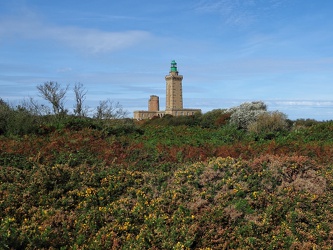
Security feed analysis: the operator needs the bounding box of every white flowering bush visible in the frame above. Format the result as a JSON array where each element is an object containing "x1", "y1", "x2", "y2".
[
  {"x1": 229, "y1": 101, "x2": 267, "y2": 130},
  {"x1": 228, "y1": 101, "x2": 288, "y2": 135}
]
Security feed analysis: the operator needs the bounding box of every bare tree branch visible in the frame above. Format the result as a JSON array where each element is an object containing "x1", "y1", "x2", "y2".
[
  {"x1": 73, "y1": 82, "x2": 88, "y2": 117},
  {"x1": 37, "y1": 81, "x2": 68, "y2": 115},
  {"x1": 94, "y1": 99, "x2": 128, "y2": 119},
  {"x1": 20, "y1": 97, "x2": 51, "y2": 116}
]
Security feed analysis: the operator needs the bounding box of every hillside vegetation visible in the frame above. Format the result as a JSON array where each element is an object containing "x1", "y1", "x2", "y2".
[{"x1": 1, "y1": 101, "x2": 333, "y2": 249}]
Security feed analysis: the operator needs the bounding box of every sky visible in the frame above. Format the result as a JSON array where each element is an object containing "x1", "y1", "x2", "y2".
[{"x1": 1, "y1": 0, "x2": 333, "y2": 120}]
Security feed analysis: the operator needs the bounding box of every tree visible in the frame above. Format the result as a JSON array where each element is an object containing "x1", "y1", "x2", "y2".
[
  {"x1": 37, "y1": 81, "x2": 68, "y2": 115},
  {"x1": 73, "y1": 82, "x2": 88, "y2": 117},
  {"x1": 94, "y1": 99, "x2": 128, "y2": 119}
]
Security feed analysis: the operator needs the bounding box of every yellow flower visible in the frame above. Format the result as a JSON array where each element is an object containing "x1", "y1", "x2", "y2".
[{"x1": 8, "y1": 217, "x2": 15, "y2": 222}]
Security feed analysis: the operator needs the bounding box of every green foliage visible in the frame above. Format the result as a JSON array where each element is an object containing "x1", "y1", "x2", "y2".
[
  {"x1": 248, "y1": 111, "x2": 288, "y2": 134},
  {"x1": 142, "y1": 110, "x2": 232, "y2": 129},
  {"x1": 1, "y1": 153, "x2": 332, "y2": 249},
  {"x1": 0, "y1": 101, "x2": 44, "y2": 136},
  {"x1": 61, "y1": 116, "x2": 100, "y2": 131},
  {"x1": 0, "y1": 99, "x2": 10, "y2": 134},
  {"x1": 294, "y1": 118, "x2": 319, "y2": 127},
  {"x1": 286, "y1": 121, "x2": 333, "y2": 143},
  {"x1": 248, "y1": 111, "x2": 289, "y2": 140},
  {"x1": 143, "y1": 113, "x2": 201, "y2": 127},
  {"x1": 2, "y1": 99, "x2": 333, "y2": 249},
  {"x1": 199, "y1": 109, "x2": 231, "y2": 128}
]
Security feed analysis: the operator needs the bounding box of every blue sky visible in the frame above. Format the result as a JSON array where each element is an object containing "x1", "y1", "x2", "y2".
[{"x1": 1, "y1": 0, "x2": 333, "y2": 120}]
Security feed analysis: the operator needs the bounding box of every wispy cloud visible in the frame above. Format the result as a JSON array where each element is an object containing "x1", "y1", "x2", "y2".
[
  {"x1": 193, "y1": 0, "x2": 287, "y2": 26},
  {"x1": 0, "y1": 17, "x2": 152, "y2": 54}
]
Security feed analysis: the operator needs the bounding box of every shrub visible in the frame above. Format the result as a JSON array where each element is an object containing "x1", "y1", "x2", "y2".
[
  {"x1": 200, "y1": 109, "x2": 226, "y2": 128},
  {"x1": 293, "y1": 119, "x2": 319, "y2": 127},
  {"x1": 143, "y1": 114, "x2": 201, "y2": 127},
  {"x1": 0, "y1": 100, "x2": 43, "y2": 135},
  {"x1": 62, "y1": 116, "x2": 100, "y2": 131},
  {"x1": 247, "y1": 111, "x2": 288, "y2": 135},
  {"x1": 0, "y1": 99, "x2": 10, "y2": 134},
  {"x1": 215, "y1": 112, "x2": 232, "y2": 127},
  {"x1": 229, "y1": 101, "x2": 267, "y2": 129}
]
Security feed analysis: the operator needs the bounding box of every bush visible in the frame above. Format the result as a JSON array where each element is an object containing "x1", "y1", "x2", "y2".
[
  {"x1": 143, "y1": 114, "x2": 201, "y2": 127},
  {"x1": 229, "y1": 101, "x2": 267, "y2": 129},
  {"x1": 247, "y1": 111, "x2": 289, "y2": 135},
  {"x1": 293, "y1": 119, "x2": 319, "y2": 127},
  {"x1": 62, "y1": 116, "x2": 100, "y2": 131},
  {"x1": 0, "y1": 100, "x2": 44, "y2": 135},
  {"x1": 0, "y1": 99, "x2": 10, "y2": 134},
  {"x1": 199, "y1": 109, "x2": 230, "y2": 128}
]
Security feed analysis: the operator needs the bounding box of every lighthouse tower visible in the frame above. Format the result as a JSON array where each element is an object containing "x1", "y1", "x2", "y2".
[
  {"x1": 133, "y1": 60, "x2": 201, "y2": 119},
  {"x1": 165, "y1": 60, "x2": 183, "y2": 112}
]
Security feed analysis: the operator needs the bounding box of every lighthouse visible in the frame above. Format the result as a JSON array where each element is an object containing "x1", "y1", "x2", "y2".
[{"x1": 165, "y1": 60, "x2": 183, "y2": 111}]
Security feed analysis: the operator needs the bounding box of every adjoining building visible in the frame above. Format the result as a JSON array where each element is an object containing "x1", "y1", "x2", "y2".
[{"x1": 134, "y1": 60, "x2": 201, "y2": 119}]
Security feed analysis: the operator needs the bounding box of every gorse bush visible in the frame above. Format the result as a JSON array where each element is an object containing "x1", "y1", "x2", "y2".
[{"x1": 1, "y1": 154, "x2": 332, "y2": 249}]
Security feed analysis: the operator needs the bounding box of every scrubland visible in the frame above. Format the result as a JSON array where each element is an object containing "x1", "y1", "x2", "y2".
[{"x1": 1, "y1": 103, "x2": 333, "y2": 249}]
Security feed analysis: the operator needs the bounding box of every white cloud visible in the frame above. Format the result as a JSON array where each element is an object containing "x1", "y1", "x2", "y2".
[
  {"x1": 57, "y1": 67, "x2": 72, "y2": 73},
  {"x1": 0, "y1": 17, "x2": 152, "y2": 54},
  {"x1": 267, "y1": 100, "x2": 333, "y2": 108}
]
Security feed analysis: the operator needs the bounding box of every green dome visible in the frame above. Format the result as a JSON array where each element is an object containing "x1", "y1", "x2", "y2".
[{"x1": 170, "y1": 60, "x2": 177, "y2": 72}]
